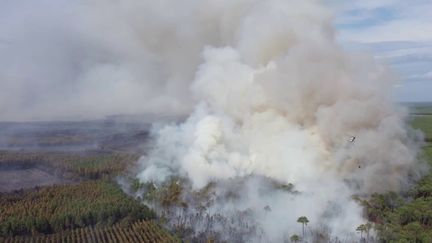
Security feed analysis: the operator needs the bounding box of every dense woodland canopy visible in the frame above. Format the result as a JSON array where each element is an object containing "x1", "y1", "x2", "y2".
[{"x1": 0, "y1": 181, "x2": 155, "y2": 236}]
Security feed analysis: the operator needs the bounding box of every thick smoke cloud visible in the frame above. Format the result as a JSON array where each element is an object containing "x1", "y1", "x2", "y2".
[{"x1": 129, "y1": 0, "x2": 425, "y2": 241}]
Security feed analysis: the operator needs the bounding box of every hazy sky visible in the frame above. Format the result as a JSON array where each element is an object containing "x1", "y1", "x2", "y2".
[
  {"x1": 331, "y1": 0, "x2": 432, "y2": 102},
  {"x1": 0, "y1": 0, "x2": 430, "y2": 121}
]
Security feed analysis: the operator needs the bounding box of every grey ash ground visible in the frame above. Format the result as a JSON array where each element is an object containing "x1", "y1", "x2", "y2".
[{"x1": 0, "y1": 116, "x2": 162, "y2": 192}]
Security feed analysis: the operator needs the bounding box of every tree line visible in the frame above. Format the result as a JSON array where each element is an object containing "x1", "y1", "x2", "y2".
[
  {"x1": 0, "y1": 219, "x2": 178, "y2": 243},
  {"x1": 0, "y1": 181, "x2": 155, "y2": 237},
  {"x1": 0, "y1": 150, "x2": 138, "y2": 179}
]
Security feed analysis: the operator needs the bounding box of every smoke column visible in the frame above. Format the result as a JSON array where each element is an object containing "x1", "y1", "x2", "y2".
[
  {"x1": 1, "y1": 0, "x2": 424, "y2": 241},
  {"x1": 133, "y1": 0, "x2": 425, "y2": 241}
]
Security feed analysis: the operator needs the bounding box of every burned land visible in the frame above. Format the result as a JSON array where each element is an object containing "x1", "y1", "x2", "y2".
[{"x1": 0, "y1": 118, "x2": 153, "y2": 192}]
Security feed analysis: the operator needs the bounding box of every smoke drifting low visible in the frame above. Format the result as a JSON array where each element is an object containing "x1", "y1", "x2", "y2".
[
  {"x1": 1, "y1": 0, "x2": 219, "y2": 121},
  {"x1": 130, "y1": 0, "x2": 425, "y2": 241}
]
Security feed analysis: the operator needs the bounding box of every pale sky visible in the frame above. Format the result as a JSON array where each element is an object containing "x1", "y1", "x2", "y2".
[{"x1": 330, "y1": 0, "x2": 432, "y2": 102}]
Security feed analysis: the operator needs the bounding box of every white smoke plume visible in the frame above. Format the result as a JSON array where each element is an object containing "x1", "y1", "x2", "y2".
[
  {"x1": 132, "y1": 0, "x2": 425, "y2": 242},
  {"x1": 1, "y1": 0, "x2": 424, "y2": 241}
]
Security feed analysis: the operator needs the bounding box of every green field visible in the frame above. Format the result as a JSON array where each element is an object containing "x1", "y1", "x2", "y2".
[
  {"x1": 408, "y1": 102, "x2": 432, "y2": 115},
  {"x1": 411, "y1": 115, "x2": 432, "y2": 142}
]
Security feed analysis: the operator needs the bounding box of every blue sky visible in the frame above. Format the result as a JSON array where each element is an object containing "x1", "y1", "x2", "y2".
[{"x1": 330, "y1": 0, "x2": 432, "y2": 102}]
